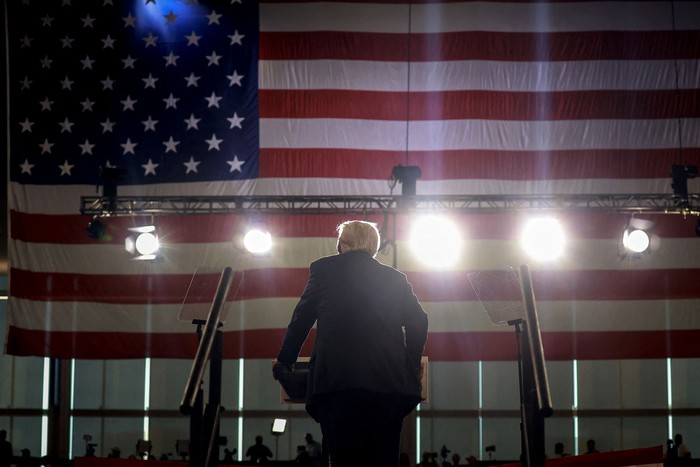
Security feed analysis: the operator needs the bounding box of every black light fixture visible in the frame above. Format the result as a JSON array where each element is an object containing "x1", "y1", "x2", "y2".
[
  {"x1": 670, "y1": 164, "x2": 698, "y2": 203},
  {"x1": 99, "y1": 166, "x2": 126, "y2": 214},
  {"x1": 391, "y1": 165, "x2": 422, "y2": 196},
  {"x1": 86, "y1": 217, "x2": 106, "y2": 240}
]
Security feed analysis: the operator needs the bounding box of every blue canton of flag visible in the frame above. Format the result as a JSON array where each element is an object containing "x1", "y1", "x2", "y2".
[{"x1": 8, "y1": 0, "x2": 259, "y2": 186}]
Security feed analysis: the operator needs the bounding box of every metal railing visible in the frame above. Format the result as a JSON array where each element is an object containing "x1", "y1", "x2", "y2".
[{"x1": 180, "y1": 267, "x2": 234, "y2": 467}]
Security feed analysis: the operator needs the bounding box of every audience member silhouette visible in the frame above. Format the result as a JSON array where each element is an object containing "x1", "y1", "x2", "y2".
[
  {"x1": 0, "y1": 430, "x2": 13, "y2": 467},
  {"x1": 17, "y1": 449, "x2": 31, "y2": 467},
  {"x1": 675, "y1": 433, "x2": 691, "y2": 459},
  {"x1": 295, "y1": 445, "x2": 310, "y2": 465},
  {"x1": 222, "y1": 448, "x2": 236, "y2": 463},
  {"x1": 667, "y1": 438, "x2": 678, "y2": 459},
  {"x1": 399, "y1": 452, "x2": 411, "y2": 467},
  {"x1": 246, "y1": 436, "x2": 273, "y2": 464},
  {"x1": 418, "y1": 452, "x2": 439, "y2": 467},
  {"x1": 304, "y1": 433, "x2": 322, "y2": 467},
  {"x1": 439, "y1": 445, "x2": 451, "y2": 466},
  {"x1": 585, "y1": 439, "x2": 600, "y2": 454},
  {"x1": 554, "y1": 442, "x2": 570, "y2": 457}
]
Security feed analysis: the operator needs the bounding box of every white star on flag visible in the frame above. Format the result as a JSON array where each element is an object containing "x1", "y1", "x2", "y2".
[
  {"x1": 184, "y1": 157, "x2": 200, "y2": 174},
  {"x1": 142, "y1": 159, "x2": 158, "y2": 175},
  {"x1": 120, "y1": 138, "x2": 137, "y2": 155},
  {"x1": 39, "y1": 139, "x2": 54, "y2": 154},
  {"x1": 227, "y1": 113, "x2": 244, "y2": 129},
  {"x1": 121, "y1": 96, "x2": 137, "y2": 111},
  {"x1": 163, "y1": 136, "x2": 180, "y2": 153},
  {"x1": 227, "y1": 71, "x2": 243, "y2": 87},
  {"x1": 227, "y1": 155, "x2": 245, "y2": 173},
  {"x1": 228, "y1": 30, "x2": 244, "y2": 45},
  {"x1": 79, "y1": 139, "x2": 95, "y2": 155},
  {"x1": 205, "y1": 92, "x2": 222, "y2": 108},
  {"x1": 20, "y1": 159, "x2": 34, "y2": 174},
  {"x1": 142, "y1": 116, "x2": 158, "y2": 132},
  {"x1": 205, "y1": 134, "x2": 223, "y2": 151},
  {"x1": 58, "y1": 160, "x2": 74, "y2": 176}
]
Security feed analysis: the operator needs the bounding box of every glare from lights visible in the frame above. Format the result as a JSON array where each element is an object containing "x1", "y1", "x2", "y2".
[
  {"x1": 135, "y1": 232, "x2": 159, "y2": 256},
  {"x1": 409, "y1": 215, "x2": 463, "y2": 268},
  {"x1": 620, "y1": 218, "x2": 659, "y2": 259},
  {"x1": 520, "y1": 217, "x2": 566, "y2": 261},
  {"x1": 125, "y1": 225, "x2": 159, "y2": 260},
  {"x1": 623, "y1": 229, "x2": 650, "y2": 253},
  {"x1": 243, "y1": 229, "x2": 272, "y2": 254}
]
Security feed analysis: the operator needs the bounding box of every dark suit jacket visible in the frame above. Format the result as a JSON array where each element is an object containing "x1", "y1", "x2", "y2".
[{"x1": 276, "y1": 250, "x2": 429, "y2": 420}]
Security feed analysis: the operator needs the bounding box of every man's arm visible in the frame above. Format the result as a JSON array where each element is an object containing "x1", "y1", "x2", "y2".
[
  {"x1": 276, "y1": 266, "x2": 320, "y2": 365},
  {"x1": 402, "y1": 280, "x2": 429, "y2": 371}
]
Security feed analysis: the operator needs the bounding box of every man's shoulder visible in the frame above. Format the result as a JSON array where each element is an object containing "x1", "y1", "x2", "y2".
[
  {"x1": 312, "y1": 254, "x2": 337, "y2": 265},
  {"x1": 310, "y1": 254, "x2": 339, "y2": 271}
]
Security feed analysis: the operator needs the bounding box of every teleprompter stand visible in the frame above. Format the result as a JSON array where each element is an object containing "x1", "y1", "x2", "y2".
[
  {"x1": 179, "y1": 266, "x2": 244, "y2": 467},
  {"x1": 468, "y1": 265, "x2": 553, "y2": 467}
]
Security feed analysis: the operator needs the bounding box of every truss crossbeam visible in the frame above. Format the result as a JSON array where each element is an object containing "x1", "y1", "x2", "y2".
[{"x1": 80, "y1": 194, "x2": 700, "y2": 217}]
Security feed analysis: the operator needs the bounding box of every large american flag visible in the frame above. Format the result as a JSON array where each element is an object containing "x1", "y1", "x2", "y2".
[{"x1": 6, "y1": 0, "x2": 700, "y2": 360}]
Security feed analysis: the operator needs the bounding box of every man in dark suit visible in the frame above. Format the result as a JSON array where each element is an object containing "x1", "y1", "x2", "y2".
[{"x1": 274, "y1": 220, "x2": 429, "y2": 467}]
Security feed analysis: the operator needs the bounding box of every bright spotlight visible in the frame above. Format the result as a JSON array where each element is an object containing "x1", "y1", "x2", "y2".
[
  {"x1": 623, "y1": 229, "x2": 650, "y2": 253},
  {"x1": 125, "y1": 225, "x2": 160, "y2": 260},
  {"x1": 243, "y1": 228, "x2": 272, "y2": 254},
  {"x1": 519, "y1": 217, "x2": 566, "y2": 261},
  {"x1": 620, "y1": 218, "x2": 659, "y2": 258},
  {"x1": 409, "y1": 215, "x2": 462, "y2": 268}
]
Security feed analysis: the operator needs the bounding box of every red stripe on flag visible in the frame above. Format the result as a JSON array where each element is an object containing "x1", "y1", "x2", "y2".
[
  {"x1": 260, "y1": 148, "x2": 700, "y2": 180},
  {"x1": 9, "y1": 327, "x2": 700, "y2": 361},
  {"x1": 8, "y1": 268, "x2": 309, "y2": 303},
  {"x1": 420, "y1": 330, "x2": 700, "y2": 361},
  {"x1": 260, "y1": 89, "x2": 700, "y2": 121},
  {"x1": 260, "y1": 30, "x2": 700, "y2": 61},
  {"x1": 6, "y1": 326, "x2": 200, "y2": 359},
  {"x1": 10, "y1": 268, "x2": 700, "y2": 303},
  {"x1": 10, "y1": 211, "x2": 382, "y2": 244}
]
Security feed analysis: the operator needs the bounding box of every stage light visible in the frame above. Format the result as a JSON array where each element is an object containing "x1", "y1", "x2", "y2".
[
  {"x1": 86, "y1": 217, "x2": 106, "y2": 240},
  {"x1": 622, "y1": 228, "x2": 650, "y2": 253},
  {"x1": 391, "y1": 165, "x2": 422, "y2": 196},
  {"x1": 243, "y1": 228, "x2": 272, "y2": 254},
  {"x1": 409, "y1": 215, "x2": 463, "y2": 268},
  {"x1": 519, "y1": 217, "x2": 566, "y2": 261},
  {"x1": 620, "y1": 218, "x2": 659, "y2": 258},
  {"x1": 125, "y1": 225, "x2": 160, "y2": 260},
  {"x1": 670, "y1": 164, "x2": 698, "y2": 202}
]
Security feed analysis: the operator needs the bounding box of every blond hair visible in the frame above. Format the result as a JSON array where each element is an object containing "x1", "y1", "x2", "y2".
[{"x1": 336, "y1": 220, "x2": 380, "y2": 257}]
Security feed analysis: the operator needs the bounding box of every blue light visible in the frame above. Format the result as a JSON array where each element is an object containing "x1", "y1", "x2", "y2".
[{"x1": 134, "y1": 0, "x2": 206, "y2": 43}]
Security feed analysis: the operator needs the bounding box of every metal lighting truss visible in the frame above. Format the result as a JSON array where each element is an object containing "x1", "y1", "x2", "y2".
[{"x1": 80, "y1": 193, "x2": 700, "y2": 217}]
